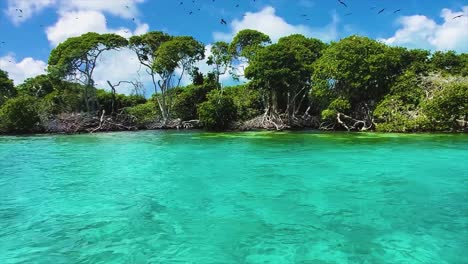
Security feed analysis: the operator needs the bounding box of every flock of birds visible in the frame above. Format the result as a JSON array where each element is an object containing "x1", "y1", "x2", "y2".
[
  {"x1": 0, "y1": 0, "x2": 465, "y2": 49},
  {"x1": 6, "y1": 0, "x2": 465, "y2": 27},
  {"x1": 174, "y1": 0, "x2": 465, "y2": 25}
]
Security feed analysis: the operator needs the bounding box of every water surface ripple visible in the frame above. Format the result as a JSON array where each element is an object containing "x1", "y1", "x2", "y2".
[{"x1": 0, "y1": 131, "x2": 467, "y2": 263}]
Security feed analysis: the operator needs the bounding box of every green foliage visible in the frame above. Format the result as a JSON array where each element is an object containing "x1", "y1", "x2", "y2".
[
  {"x1": 421, "y1": 81, "x2": 468, "y2": 130},
  {"x1": 0, "y1": 69, "x2": 16, "y2": 106},
  {"x1": 198, "y1": 90, "x2": 237, "y2": 130},
  {"x1": 48, "y1": 33, "x2": 128, "y2": 80},
  {"x1": 154, "y1": 36, "x2": 205, "y2": 75},
  {"x1": 312, "y1": 36, "x2": 404, "y2": 106},
  {"x1": 40, "y1": 90, "x2": 83, "y2": 116},
  {"x1": 207, "y1": 41, "x2": 231, "y2": 84},
  {"x1": 17, "y1": 74, "x2": 54, "y2": 98},
  {"x1": 246, "y1": 35, "x2": 325, "y2": 115},
  {"x1": 96, "y1": 89, "x2": 146, "y2": 114},
  {"x1": 430, "y1": 51, "x2": 467, "y2": 76},
  {"x1": 320, "y1": 97, "x2": 351, "y2": 122},
  {"x1": 124, "y1": 101, "x2": 159, "y2": 128},
  {"x1": 0, "y1": 96, "x2": 41, "y2": 133},
  {"x1": 374, "y1": 96, "x2": 424, "y2": 132},
  {"x1": 173, "y1": 83, "x2": 216, "y2": 121},
  {"x1": 229, "y1": 29, "x2": 271, "y2": 61},
  {"x1": 2, "y1": 32, "x2": 467, "y2": 134},
  {"x1": 129, "y1": 31, "x2": 172, "y2": 64},
  {"x1": 223, "y1": 85, "x2": 263, "y2": 121},
  {"x1": 191, "y1": 67, "x2": 205, "y2": 85},
  {"x1": 47, "y1": 32, "x2": 128, "y2": 112}
]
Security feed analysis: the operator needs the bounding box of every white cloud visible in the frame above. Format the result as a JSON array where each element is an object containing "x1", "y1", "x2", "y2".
[
  {"x1": 93, "y1": 48, "x2": 152, "y2": 95},
  {"x1": 5, "y1": 0, "x2": 56, "y2": 25},
  {"x1": 46, "y1": 10, "x2": 149, "y2": 46},
  {"x1": 44, "y1": 10, "x2": 152, "y2": 95},
  {"x1": 193, "y1": 45, "x2": 247, "y2": 86},
  {"x1": 59, "y1": 0, "x2": 143, "y2": 19},
  {"x1": 213, "y1": 6, "x2": 339, "y2": 43},
  {"x1": 382, "y1": 6, "x2": 468, "y2": 52},
  {"x1": 0, "y1": 55, "x2": 47, "y2": 85},
  {"x1": 5, "y1": 0, "x2": 144, "y2": 24}
]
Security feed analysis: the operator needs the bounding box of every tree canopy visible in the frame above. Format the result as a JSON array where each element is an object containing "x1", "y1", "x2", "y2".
[
  {"x1": 48, "y1": 32, "x2": 128, "y2": 111},
  {"x1": 0, "y1": 31, "x2": 466, "y2": 134}
]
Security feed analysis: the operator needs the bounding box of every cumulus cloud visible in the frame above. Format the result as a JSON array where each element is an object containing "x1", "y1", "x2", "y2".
[
  {"x1": 213, "y1": 6, "x2": 339, "y2": 43},
  {"x1": 43, "y1": 10, "x2": 152, "y2": 95},
  {"x1": 45, "y1": 10, "x2": 150, "y2": 46},
  {"x1": 382, "y1": 6, "x2": 468, "y2": 52},
  {"x1": 0, "y1": 55, "x2": 47, "y2": 85}
]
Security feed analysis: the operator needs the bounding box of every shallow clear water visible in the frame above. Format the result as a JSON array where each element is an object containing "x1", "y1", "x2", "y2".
[{"x1": 0, "y1": 131, "x2": 467, "y2": 264}]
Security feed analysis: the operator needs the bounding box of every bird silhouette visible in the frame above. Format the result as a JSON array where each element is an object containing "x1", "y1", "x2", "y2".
[
  {"x1": 393, "y1": 9, "x2": 401, "y2": 14},
  {"x1": 378, "y1": 8, "x2": 385, "y2": 14},
  {"x1": 337, "y1": 0, "x2": 347, "y2": 8},
  {"x1": 220, "y1": 18, "x2": 227, "y2": 25},
  {"x1": 452, "y1": 14, "x2": 463, "y2": 19}
]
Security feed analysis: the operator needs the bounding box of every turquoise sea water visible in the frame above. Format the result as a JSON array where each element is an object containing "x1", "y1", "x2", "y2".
[{"x1": 0, "y1": 131, "x2": 467, "y2": 264}]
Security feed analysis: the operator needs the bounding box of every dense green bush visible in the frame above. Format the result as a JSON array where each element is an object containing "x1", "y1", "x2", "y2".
[
  {"x1": 197, "y1": 90, "x2": 237, "y2": 130},
  {"x1": 16, "y1": 75, "x2": 54, "y2": 98},
  {"x1": 223, "y1": 85, "x2": 263, "y2": 121},
  {"x1": 124, "y1": 101, "x2": 159, "y2": 127},
  {"x1": 97, "y1": 89, "x2": 146, "y2": 114},
  {"x1": 320, "y1": 97, "x2": 351, "y2": 122},
  {"x1": 172, "y1": 83, "x2": 215, "y2": 120},
  {"x1": 0, "y1": 69, "x2": 16, "y2": 106},
  {"x1": 0, "y1": 96, "x2": 41, "y2": 133},
  {"x1": 421, "y1": 82, "x2": 468, "y2": 131}
]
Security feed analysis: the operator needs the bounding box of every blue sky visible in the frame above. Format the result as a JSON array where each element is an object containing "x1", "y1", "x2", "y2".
[{"x1": 0, "y1": 0, "x2": 467, "y2": 93}]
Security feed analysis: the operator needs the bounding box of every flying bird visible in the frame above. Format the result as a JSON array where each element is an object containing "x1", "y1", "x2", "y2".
[
  {"x1": 453, "y1": 14, "x2": 464, "y2": 19},
  {"x1": 337, "y1": 0, "x2": 347, "y2": 8},
  {"x1": 393, "y1": 9, "x2": 401, "y2": 14},
  {"x1": 378, "y1": 8, "x2": 385, "y2": 14},
  {"x1": 220, "y1": 18, "x2": 227, "y2": 25}
]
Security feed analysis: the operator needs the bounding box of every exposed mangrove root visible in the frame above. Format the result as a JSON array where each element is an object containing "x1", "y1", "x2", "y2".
[
  {"x1": 43, "y1": 111, "x2": 137, "y2": 134},
  {"x1": 239, "y1": 108, "x2": 319, "y2": 131}
]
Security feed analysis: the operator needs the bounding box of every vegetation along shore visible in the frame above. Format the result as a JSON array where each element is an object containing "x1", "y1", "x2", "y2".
[{"x1": 0, "y1": 30, "x2": 467, "y2": 135}]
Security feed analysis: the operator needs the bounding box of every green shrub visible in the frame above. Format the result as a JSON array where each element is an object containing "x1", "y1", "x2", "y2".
[
  {"x1": 320, "y1": 97, "x2": 351, "y2": 122},
  {"x1": 421, "y1": 82, "x2": 468, "y2": 131},
  {"x1": 197, "y1": 90, "x2": 237, "y2": 130},
  {"x1": 0, "y1": 96, "x2": 41, "y2": 133},
  {"x1": 223, "y1": 85, "x2": 263, "y2": 121},
  {"x1": 124, "y1": 101, "x2": 159, "y2": 127},
  {"x1": 97, "y1": 89, "x2": 146, "y2": 114},
  {"x1": 172, "y1": 84, "x2": 215, "y2": 120},
  {"x1": 0, "y1": 69, "x2": 16, "y2": 106}
]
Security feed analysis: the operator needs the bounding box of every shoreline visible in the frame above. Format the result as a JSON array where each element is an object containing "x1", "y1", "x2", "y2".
[{"x1": 1, "y1": 127, "x2": 467, "y2": 137}]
